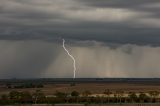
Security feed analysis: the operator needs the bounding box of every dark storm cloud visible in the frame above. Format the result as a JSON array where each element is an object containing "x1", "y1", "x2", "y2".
[
  {"x1": 1, "y1": 0, "x2": 160, "y2": 78},
  {"x1": 0, "y1": 0, "x2": 160, "y2": 45},
  {"x1": 77, "y1": 0, "x2": 158, "y2": 8},
  {"x1": 77, "y1": 0, "x2": 160, "y2": 20}
]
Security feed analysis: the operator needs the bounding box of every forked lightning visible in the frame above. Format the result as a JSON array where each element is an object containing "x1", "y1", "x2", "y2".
[{"x1": 62, "y1": 39, "x2": 76, "y2": 79}]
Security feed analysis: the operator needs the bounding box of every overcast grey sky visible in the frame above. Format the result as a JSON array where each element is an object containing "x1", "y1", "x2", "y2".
[{"x1": 0, "y1": 0, "x2": 160, "y2": 78}]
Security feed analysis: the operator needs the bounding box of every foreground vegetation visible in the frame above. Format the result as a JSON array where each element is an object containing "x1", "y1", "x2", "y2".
[{"x1": 1, "y1": 89, "x2": 160, "y2": 105}]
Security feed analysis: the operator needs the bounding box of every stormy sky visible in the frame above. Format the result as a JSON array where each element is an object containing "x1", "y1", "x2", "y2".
[{"x1": 0, "y1": 0, "x2": 160, "y2": 78}]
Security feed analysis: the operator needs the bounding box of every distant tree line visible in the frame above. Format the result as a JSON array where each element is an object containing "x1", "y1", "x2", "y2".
[
  {"x1": 0, "y1": 89, "x2": 160, "y2": 105},
  {"x1": 6, "y1": 83, "x2": 44, "y2": 89}
]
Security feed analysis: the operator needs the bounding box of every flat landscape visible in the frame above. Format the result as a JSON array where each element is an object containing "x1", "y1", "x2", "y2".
[
  {"x1": 1, "y1": 79, "x2": 160, "y2": 105},
  {"x1": 1, "y1": 78, "x2": 160, "y2": 96},
  {"x1": 3, "y1": 103, "x2": 160, "y2": 106}
]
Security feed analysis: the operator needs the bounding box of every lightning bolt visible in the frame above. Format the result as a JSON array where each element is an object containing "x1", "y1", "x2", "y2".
[{"x1": 62, "y1": 39, "x2": 76, "y2": 79}]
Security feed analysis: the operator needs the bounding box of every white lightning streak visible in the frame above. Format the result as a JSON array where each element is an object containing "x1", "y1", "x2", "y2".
[{"x1": 62, "y1": 39, "x2": 76, "y2": 79}]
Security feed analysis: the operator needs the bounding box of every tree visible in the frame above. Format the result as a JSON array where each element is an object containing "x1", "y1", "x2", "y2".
[
  {"x1": 9, "y1": 91, "x2": 20, "y2": 101},
  {"x1": 82, "y1": 90, "x2": 91, "y2": 97},
  {"x1": 0, "y1": 94, "x2": 9, "y2": 104},
  {"x1": 148, "y1": 91, "x2": 159, "y2": 103},
  {"x1": 104, "y1": 89, "x2": 112, "y2": 103},
  {"x1": 128, "y1": 92, "x2": 138, "y2": 103},
  {"x1": 113, "y1": 92, "x2": 118, "y2": 103},
  {"x1": 139, "y1": 92, "x2": 149, "y2": 103},
  {"x1": 116, "y1": 90, "x2": 124, "y2": 103},
  {"x1": 82, "y1": 90, "x2": 92, "y2": 103},
  {"x1": 71, "y1": 91, "x2": 79, "y2": 97},
  {"x1": 55, "y1": 91, "x2": 67, "y2": 98},
  {"x1": 19, "y1": 91, "x2": 32, "y2": 103},
  {"x1": 33, "y1": 90, "x2": 45, "y2": 104},
  {"x1": 71, "y1": 91, "x2": 79, "y2": 103}
]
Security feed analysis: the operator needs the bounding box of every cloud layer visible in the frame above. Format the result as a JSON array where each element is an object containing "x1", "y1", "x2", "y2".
[
  {"x1": 0, "y1": 0, "x2": 160, "y2": 78},
  {"x1": 0, "y1": 0, "x2": 160, "y2": 45}
]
